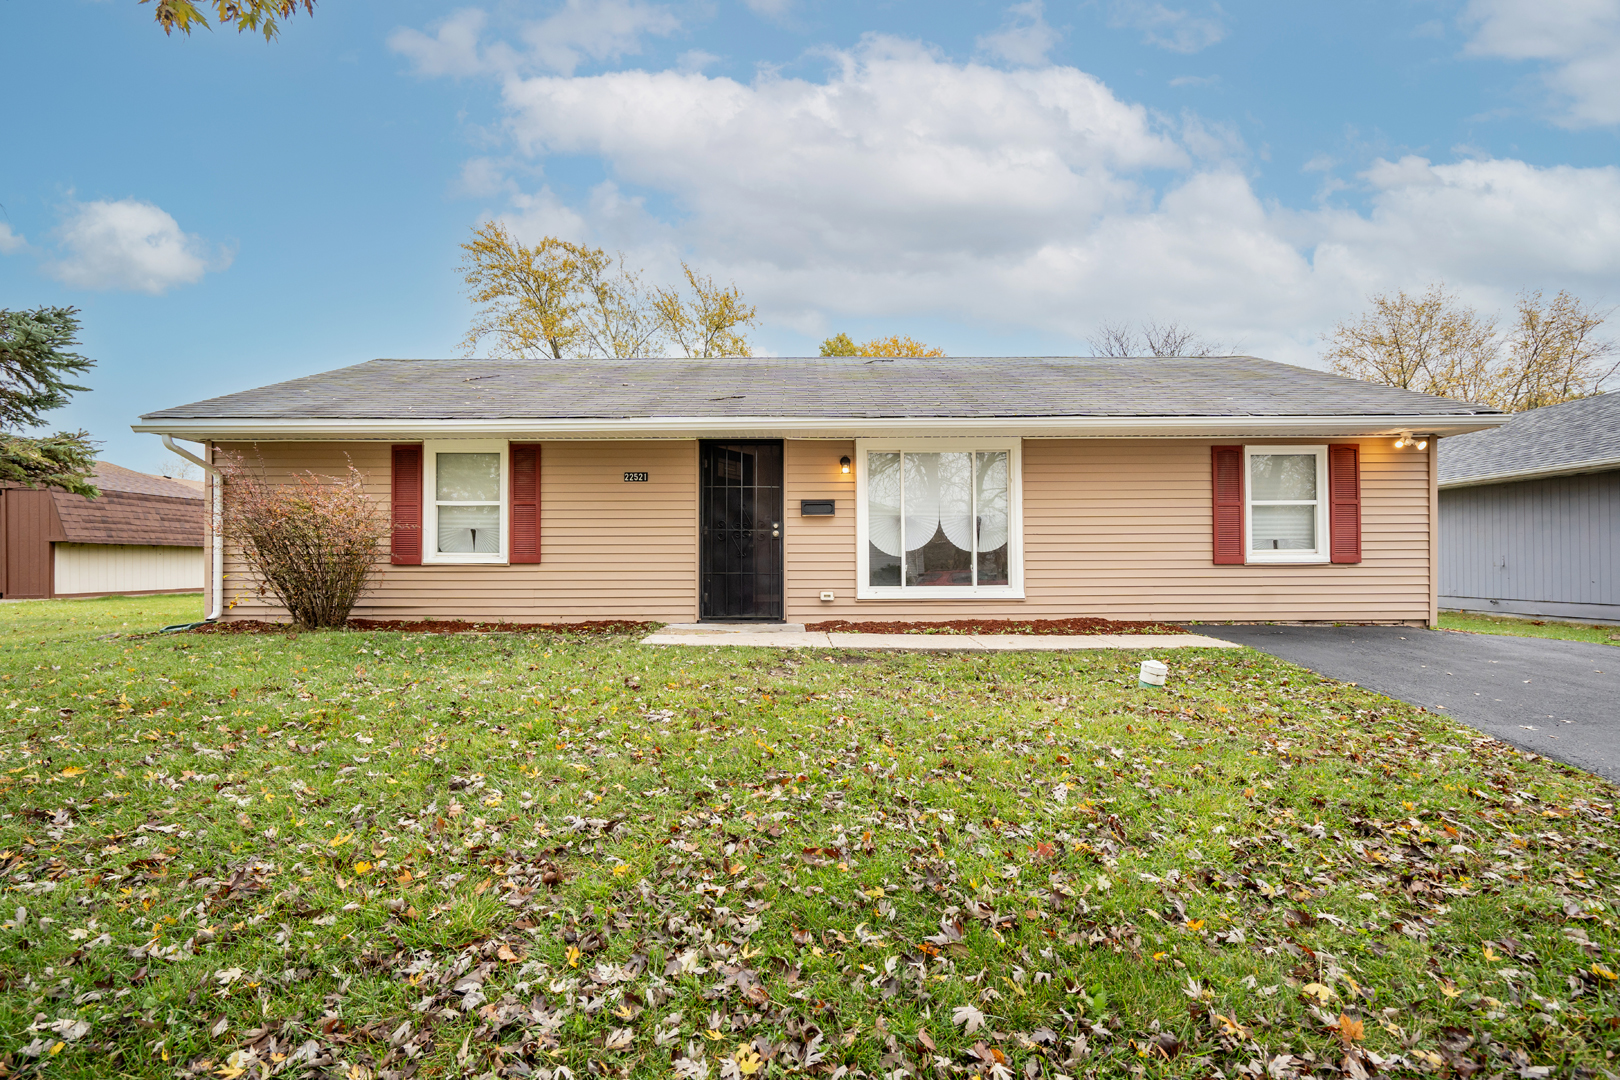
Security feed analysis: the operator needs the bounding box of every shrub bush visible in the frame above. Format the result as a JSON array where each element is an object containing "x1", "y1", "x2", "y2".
[{"x1": 218, "y1": 455, "x2": 388, "y2": 629}]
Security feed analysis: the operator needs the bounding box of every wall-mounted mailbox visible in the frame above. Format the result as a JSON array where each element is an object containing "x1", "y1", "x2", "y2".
[{"x1": 800, "y1": 499, "x2": 835, "y2": 516}]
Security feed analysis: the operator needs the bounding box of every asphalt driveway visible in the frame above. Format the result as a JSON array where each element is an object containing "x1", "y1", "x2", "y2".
[{"x1": 1191, "y1": 624, "x2": 1620, "y2": 784}]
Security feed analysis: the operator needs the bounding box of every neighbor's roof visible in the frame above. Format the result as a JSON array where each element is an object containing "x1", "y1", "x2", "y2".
[
  {"x1": 88, "y1": 461, "x2": 204, "y2": 501},
  {"x1": 135, "y1": 356, "x2": 1507, "y2": 440},
  {"x1": 49, "y1": 462, "x2": 205, "y2": 548},
  {"x1": 1439, "y1": 393, "x2": 1620, "y2": 488}
]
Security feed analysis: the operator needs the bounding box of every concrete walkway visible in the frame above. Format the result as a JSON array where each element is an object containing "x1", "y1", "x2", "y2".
[{"x1": 641, "y1": 623, "x2": 1240, "y2": 650}]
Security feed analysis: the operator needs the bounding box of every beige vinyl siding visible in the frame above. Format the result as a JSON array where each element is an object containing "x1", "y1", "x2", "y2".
[
  {"x1": 52, "y1": 543, "x2": 204, "y2": 597},
  {"x1": 214, "y1": 434, "x2": 1432, "y2": 625},
  {"x1": 785, "y1": 438, "x2": 1433, "y2": 624},
  {"x1": 214, "y1": 441, "x2": 698, "y2": 623}
]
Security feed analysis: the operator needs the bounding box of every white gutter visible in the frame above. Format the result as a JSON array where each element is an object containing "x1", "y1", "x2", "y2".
[
  {"x1": 162, "y1": 435, "x2": 222, "y2": 622},
  {"x1": 132, "y1": 412, "x2": 1511, "y2": 441},
  {"x1": 1439, "y1": 454, "x2": 1620, "y2": 489}
]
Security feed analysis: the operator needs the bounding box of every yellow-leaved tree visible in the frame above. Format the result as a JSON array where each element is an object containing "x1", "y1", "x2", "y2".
[
  {"x1": 1495, "y1": 290, "x2": 1619, "y2": 411},
  {"x1": 1324, "y1": 284, "x2": 1616, "y2": 411},
  {"x1": 819, "y1": 333, "x2": 946, "y2": 357},
  {"x1": 458, "y1": 224, "x2": 757, "y2": 359},
  {"x1": 460, "y1": 226, "x2": 754, "y2": 361},
  {"x1": 653, "y1": 264, "x2": 758, "y2": 359}
]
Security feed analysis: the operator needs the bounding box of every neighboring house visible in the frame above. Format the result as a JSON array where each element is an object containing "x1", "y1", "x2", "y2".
[
  {"x1": 0, "y1": 462, "x2": 205, "y2": 600},
  {"x1": 1438, "y1": 393, "x2": 1620, "y2": 624},
  {"x1": 133, "y1": 356, "x2": 1505, "y2": 627}
]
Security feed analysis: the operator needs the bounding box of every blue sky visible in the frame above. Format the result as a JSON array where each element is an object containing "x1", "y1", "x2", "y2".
[{"x1": 2, "y1": 0, "x2": 1617, "y2": 468}]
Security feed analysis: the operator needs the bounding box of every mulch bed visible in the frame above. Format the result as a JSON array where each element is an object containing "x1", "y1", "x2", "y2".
[
  {"x1": 803, "y1": 617, "x2": 1188, "y2": 635},
  {"x1": 184, "y1": 619, "x2": 662, "y2": 636}
]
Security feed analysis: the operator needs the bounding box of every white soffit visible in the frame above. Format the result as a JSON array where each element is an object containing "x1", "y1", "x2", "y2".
[{"x1": 132, "y1": 413, "x2": 1511, "y2": 442}]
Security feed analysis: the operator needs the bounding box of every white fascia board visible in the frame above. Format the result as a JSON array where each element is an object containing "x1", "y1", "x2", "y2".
[
  {"x1": 132, "y1": 412, "x2": 1511, "y2": 441},
  {"x1": 1439, "y1": 455, "x2": 1620, "y2": 489}
]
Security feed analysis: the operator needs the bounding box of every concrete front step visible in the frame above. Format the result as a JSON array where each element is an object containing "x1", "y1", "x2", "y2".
[
  {"x1": 660, "y1": 622, "x2": 808, "y2": 634},
  {"x1": 641, "y1": 630, "x2": 1241, "y2": 650}
]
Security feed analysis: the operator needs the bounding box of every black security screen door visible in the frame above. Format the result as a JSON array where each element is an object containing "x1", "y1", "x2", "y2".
[{"x1": 700, "y1": 441, "x2": 784, "y2": 621}]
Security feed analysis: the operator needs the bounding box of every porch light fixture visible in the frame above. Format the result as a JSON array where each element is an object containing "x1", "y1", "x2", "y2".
[
  {"x1": 1393, "y1": 431, "x2": 1429, "y2": 450},
  {"x1": 840, "y1": 456, "x2": 851, "y2": 474}
]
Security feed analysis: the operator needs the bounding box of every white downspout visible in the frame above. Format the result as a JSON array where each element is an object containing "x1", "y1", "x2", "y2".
[{"x1": 162, "y1": 435, "x2": 223, "y2": 621}]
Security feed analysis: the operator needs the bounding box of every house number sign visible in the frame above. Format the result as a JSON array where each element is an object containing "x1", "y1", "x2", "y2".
[{"x1": 623, "y1": 471, "x2": 649, "y2": 482}]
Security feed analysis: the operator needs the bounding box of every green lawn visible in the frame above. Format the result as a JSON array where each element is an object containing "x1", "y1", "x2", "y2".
[
  {"x1": 1, "y1": 595, "x2": 1617, "y2": 1078},
  {"x1": 1440, "y1": 611, "x2": 1620, "y2": 647}
]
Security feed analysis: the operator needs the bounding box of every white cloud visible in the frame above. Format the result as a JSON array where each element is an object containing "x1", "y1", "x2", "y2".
[
  {"x1": 392, "y1": 1, "x2": 679, "y2": 78},
  {"x1": 1463, "y1": 0, "x2": 1620, "y2": 127},
  {"x1": 977, "y1": 1, "x2": 1060, "y2": 66},
  {"x1": 0, "y1": 223, "x2": 25, "y2": 254},
  {"x1": 401, "y1": 21, "x2": 1620, "y2": 364},
  {"x1": 502, "y1": 35, "x2": 1186, "y2": 265},
  {"x1": 389, "y1": 8, "x2": 495, "y2": 78},
  {"x1": 1107, "y1": 0, "x2": 1227, "y2": 54},
  {"x1": 1312, "y1": 156, "x2": 1620, "y2": 283},
  {"x1": 677, "y1": 49, "x2": 721, "y2": 72},
  {"x1": 741, "y1": 0, "x2": 794, "y2": 19},
  {"x1": 46, "y1": 199, "x2": 227, "y2": 294},
  {"x1": 522, "y1": 0, "x2": 680, "y2": 76},
  {"x1": 454, "y1": 156, "x2": 517, "y2": 199}
]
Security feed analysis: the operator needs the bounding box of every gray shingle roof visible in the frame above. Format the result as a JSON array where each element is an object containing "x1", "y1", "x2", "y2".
[
  {"x1": 142, "y1": 356, "x2": 1500, "y2": 422},
  {"x1": 1438, "y1": 393, "x2": 1620, "y2": 486}
]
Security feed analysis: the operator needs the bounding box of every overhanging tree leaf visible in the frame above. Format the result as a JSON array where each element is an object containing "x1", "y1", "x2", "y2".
[{"x1": 144, "y1": 0, "x2": 316, "y2": 41}]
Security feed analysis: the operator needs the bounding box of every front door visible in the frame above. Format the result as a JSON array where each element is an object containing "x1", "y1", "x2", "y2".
[{"x1": 699, "y1": 441, "x2": 784, "y2": 621}]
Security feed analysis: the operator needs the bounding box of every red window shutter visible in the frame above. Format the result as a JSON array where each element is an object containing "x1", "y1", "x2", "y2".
[
  {"x1": 1211, "y1": 445, "x2": 1245, "y2": 564},
  {"x1": 391, "y1": 444, "x2": 423, "y2": 566},
  {"x1": 510, "y1": 443, "x2": 541, "y2": 564},
  {"x1": 1328, "y1": 443, "x2": 1362, "y2": 564}
]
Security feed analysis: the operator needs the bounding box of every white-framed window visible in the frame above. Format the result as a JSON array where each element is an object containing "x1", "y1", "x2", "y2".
[
  {"x1": 855, "y1": 440, "x2": 1024, "y2": 599},
  {"x1": 1244, "y1": 445, "x2": 1328, "y2": 564},
  {"x1": 422, "y1": 440, "x2": 508, "y2": 565}
]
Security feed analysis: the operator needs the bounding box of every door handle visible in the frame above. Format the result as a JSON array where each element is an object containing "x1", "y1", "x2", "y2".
[{"x1": 771, "y1": 523, "x2": 781, "y2": 538}]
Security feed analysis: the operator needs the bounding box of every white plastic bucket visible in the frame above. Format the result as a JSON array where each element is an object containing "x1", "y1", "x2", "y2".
[{"x1": 1138, "y1": 659, "x2": 1168, "y2": 689}]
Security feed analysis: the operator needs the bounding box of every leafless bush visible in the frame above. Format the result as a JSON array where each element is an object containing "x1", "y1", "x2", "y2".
[{"x1": 218, "y1": 454, "x2": 388, "y2": 629}]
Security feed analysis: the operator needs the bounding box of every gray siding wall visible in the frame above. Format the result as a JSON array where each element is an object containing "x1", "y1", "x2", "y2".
[{"x1": 1439, "y1": 468, "x2": 1620, "y2": 623}]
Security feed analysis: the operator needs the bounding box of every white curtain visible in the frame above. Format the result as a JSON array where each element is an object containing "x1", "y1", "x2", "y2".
[
  {"x1": 868, "y1": 453, "x2": 903, "y2": 558},
  {"x1": 871, "y1": 451, "x2": 1001, "y2": 559},
  {"x1": 901, "y1": 453, "x2": 972, "y2": 552},
  {"x1": 975, "y1": 451, "x2": 1009, "y2": 552}
]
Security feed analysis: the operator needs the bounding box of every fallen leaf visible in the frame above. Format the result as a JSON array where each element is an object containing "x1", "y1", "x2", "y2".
[
  {"x1": 952, "y1": 1004, "x2": 986, "y2": 1034},
  {"x1": 1302, "y1": 982, "x2": 1336, "y2": 1004}
]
